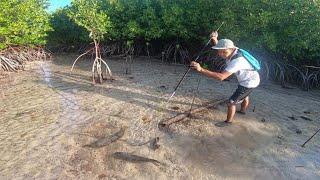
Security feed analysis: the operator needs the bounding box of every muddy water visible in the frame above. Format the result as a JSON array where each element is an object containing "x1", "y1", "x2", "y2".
[
  {"x1": 0, "y1": 61, "x2": 93, "y2": 179},
  {"x1": 0, "y1": 56, "x2": 184, "y2": 179},
  {"x1": 0, "y1": 55, "x2": 320, "y2": 179}
]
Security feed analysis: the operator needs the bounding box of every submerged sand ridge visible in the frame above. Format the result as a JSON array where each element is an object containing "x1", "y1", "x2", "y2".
[{"x1": 0, "y1": 54, "x2": 319, "y2": 179}]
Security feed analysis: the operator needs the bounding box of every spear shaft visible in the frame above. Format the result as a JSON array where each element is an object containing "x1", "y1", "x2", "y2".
[{"x1": 167, "y1": 22, "x2": 225, "y2": 103}]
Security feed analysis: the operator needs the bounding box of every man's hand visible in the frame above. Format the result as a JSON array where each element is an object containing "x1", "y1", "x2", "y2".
[
  {"x1": 190, "y1": 61, "x2": 202, "y2": 72},
  {"x1": 210, "y1": 31, "x2": 218, "y2": 45}
]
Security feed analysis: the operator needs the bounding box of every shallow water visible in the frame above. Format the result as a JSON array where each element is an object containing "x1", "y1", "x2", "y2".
[
  {"x1": 0, "y1": 55, "x2": 319, "y2": 179},
  {"x1": 0, "y1": 56, "x2": 182, "y2": 179},
  {"x1": 0, "y1": 61, "x2": 93, "y2": 179}
]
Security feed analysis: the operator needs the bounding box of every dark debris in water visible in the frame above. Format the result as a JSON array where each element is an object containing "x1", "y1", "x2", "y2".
[
  {"x1": 111, "y1": 152, "x2": 161, "y2": 166},
  {"x1": 150, "y1": 137, "x2": 160, "y2": 150},
  {"x1": 288, "y1": 116, "x2": 298, "y2": 121},
  {"x1": 158, "y1": 85, "x2": 167, "y2": 89},
  {"x1": 296, "y1": 129, "x2": 302, "y2": 134},
  {"x1": 277, "y1": 135, "x2": 284, "y2": 140},
  {"x1": 171, "y1": 106, "x2": 180, "y2": 110},
  {"x1": 300, "y1": 116, "x2": 313, "y2": 121},
  {"x1": 303, "y1": 111, "x2": 318, "y2": 115},
  {"x1": 83, "y1": 127, "x2": 125, "y2": 148}
]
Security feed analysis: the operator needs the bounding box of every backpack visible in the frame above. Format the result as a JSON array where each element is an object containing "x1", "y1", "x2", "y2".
[{"x1": 238, "y1": 49, "x2": 261, "y2": 71}]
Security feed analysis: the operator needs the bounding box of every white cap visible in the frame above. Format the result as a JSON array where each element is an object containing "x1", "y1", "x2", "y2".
[{"x1": 212, "y1": 39, "x2": 236, "y2": 49}]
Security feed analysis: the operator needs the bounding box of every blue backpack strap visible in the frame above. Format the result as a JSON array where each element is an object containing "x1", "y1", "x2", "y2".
[{"x1": 238, "y1": 49, "x2": 261, "y2": 71}]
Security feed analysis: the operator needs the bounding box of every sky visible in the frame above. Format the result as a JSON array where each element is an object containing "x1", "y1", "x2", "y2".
[{"x1": 47, "y1": 0, "x2": 71, "y2": 12}]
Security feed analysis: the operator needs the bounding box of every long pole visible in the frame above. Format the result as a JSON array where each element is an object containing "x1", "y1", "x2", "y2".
[
  {"x1": 188, "y1": 78, "x2": 201, "y2": 116},
  {"x1": 166, "y1": 39, "x2": 211, "y2": 101},
  {"x1": 301, "y1": 128, "x2": 320, "y2": 147},
  {"x1": 166, "y1": 22, "x2": 225, "y2": 103}
]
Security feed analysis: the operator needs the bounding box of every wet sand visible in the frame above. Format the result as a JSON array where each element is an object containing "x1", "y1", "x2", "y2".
[{"x1": 0, "y1": 54, "x2": 319, "y2": 179}]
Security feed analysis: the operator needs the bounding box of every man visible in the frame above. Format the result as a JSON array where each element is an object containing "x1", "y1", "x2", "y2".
[{"x1": 190, "y1": 32, "x2": 260, "y2": 125}]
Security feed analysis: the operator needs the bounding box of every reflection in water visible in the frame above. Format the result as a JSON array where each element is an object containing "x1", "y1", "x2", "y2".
[
  {"x1": 0, "y1": 62, "x2": 90, "y2": 179},
  {"x1": 41, "y1": 63, "x2": 52, "y2": 87}
]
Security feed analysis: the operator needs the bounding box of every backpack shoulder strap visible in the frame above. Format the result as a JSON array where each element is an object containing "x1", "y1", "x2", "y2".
[
  {"x1": 230, "y1": 49, "x2": 255, "y2": 71},
  {"x1": 238, "y1": 49, "x2": 261, "y2": 71},
  {"x1": 230, "y1": 50, "x2": 243, "y2": 61}
]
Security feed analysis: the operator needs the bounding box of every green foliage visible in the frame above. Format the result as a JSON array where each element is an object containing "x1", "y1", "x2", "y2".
[
  {"x1": 214, "y1": 0, "x2": 320, "y2": 64},
  {"x1": 0, "y1": 0, "x2": 51, "y2": 50},
  {"x1": 102, "y1": 0, "x2": 163, "y2": 41},
  {"x1": 68, "y1": 0, "x2": 112, "y2": 42},
  {"x1": 161, "y1": 0, "x2": 217, "y2": 41},
  {"x1": 47, "y1": 8, "x2": 90, "y2": 47},
  {"x1": 46, "y1": 0, "x2": 320, "y2": 65},
  {"x1": 272, "y1": 1, "x2": 320, "y2": 63}
]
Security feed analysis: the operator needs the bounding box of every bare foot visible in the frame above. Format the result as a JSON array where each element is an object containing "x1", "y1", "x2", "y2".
[
  {"x1": 236, "y1": 110, "x2": 246, "y2": 115},
  {"x1": 215, "y1": 120, "x2": 232, "y2": 127}
]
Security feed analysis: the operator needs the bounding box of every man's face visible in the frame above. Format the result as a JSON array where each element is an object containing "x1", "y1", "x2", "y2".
[{"x1": 217, "y1": 48, "x2": 234, "y2": 59}]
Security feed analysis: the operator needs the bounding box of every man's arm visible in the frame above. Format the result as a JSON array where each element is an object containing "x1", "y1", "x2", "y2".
[
  {"x1": 190, "y1": 61, "x2": 232, "y2": 81},
  {"x1": 199, "y1": 68, "x2": 232, "y2": 81}
]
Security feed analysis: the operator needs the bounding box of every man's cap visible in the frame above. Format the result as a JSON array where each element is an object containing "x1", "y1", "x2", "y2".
[{"x1": 212, "y1": 39, "x2": 236, "y2": 49}]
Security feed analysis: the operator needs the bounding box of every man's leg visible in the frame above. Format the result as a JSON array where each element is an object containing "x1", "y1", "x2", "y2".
[
  {"x1": 226, "y1": 103, "x2": 236, "y2": 122},
  {"x1": 227, "y1": 85, "x2": 253, "y2": 122},
  {"x1": 240, "y1": 96, "x2": 249, "y2": 113}
]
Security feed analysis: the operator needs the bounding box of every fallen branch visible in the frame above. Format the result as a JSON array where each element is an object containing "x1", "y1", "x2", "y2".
[{"x1": 158, "y1": 98, "x2": 228, "y2": 128}]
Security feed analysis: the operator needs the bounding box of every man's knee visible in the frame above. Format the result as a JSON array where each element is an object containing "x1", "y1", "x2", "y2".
[{"x1": 243, "y1": 96, "x2": 249, "y2": 102}]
